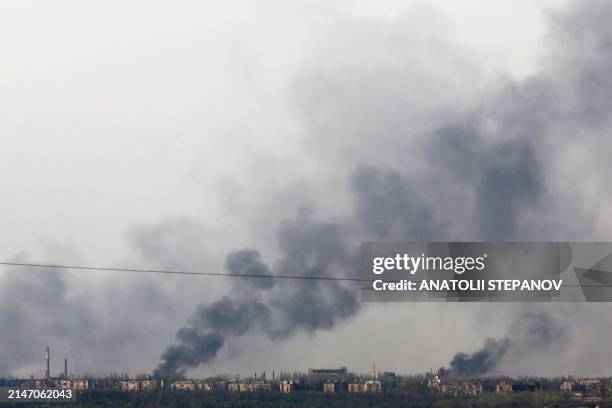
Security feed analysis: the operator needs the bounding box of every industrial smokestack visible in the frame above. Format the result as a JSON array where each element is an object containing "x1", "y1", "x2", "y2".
[
  {"x1": 64, "y1": 358, "x2": 68, "y2": 378},
  {"x1": 44, "y1": 346, "x2": 50, "y2": 379}
]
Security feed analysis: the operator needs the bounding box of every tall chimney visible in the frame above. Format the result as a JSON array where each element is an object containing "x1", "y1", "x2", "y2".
[
  {"x1": 64, "y1": 358, "x2": 68, "y2": 378},
  {"x1": 44, "y1": 346, "x2": 50, "y2": 379}
]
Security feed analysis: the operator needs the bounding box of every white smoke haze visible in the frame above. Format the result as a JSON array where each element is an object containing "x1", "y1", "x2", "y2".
[{"x1": 1, "y1": 0, "x2": 612, "y2": 379}]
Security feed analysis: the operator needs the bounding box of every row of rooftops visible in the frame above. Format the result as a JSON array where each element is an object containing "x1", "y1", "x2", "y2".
[{"x1": 112, "y1": 378, "x2": 383, "y2": 393}]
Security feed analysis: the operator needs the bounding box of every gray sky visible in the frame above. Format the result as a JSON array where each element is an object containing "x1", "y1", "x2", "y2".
[{"x1": 3, "y1": 0, "x2": 612, "y2": 379}]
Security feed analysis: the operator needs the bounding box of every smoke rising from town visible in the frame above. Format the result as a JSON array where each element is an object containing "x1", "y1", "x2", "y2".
[
  {"x1": 1, "y1": 0, "x2": 612, "y2": 378},
  {"x1": 156, "y1": 215, "x2": 361, "y2": 376},
  {"x1": 155, "y1": 0, "x2": 612, "y2": 376},
  {"x1": 448, "y1": 311, "x2": 567, "y2": 377}
]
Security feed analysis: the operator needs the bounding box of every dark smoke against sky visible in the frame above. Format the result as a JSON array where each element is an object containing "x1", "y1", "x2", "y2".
[
  {"x1": 449, "y1": 339, "x2": 511, "y2": 378},
  {"x1": 2, "y1": 0, "x2": 612, "y2": 378},
  {"x1": 448, "y1": 311, "x2": 567, "y2": 377},
  {"x1": 155, "y1": 214, "x2": 361, "y2": 377},
  {"x1": 155, "y1": 0, "x2": 612, "y2": 376}
]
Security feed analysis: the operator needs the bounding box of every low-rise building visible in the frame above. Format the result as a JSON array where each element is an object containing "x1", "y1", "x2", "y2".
[
  {"x1": 35, "y1": 378, "x2": 89, "y2": 390},
  {"x1": 170, "y1": 381, "x2": 213, "y2": 391},
  {"x1": 496, "y1": 382, "x2": 513, "y2": 393},
  {"x1": 171, "y1": 381, "x2": 197, "y2": 391},
  {"x1": 347, "y1": 382, "x2": 361, "y2": 393},
  {"x1": 570, "y1": 379, "x2": 602, "y2": 400},
  {"x1": 560, "y1": 381, "x2": 573, "y2": 393},
  {"x1": 576, "y1": 378, "x2": 601, "y2": 387},
  {"x1": 279, "y1": 380, "x2": 297, "y2": 393},
  {"x1": 440, "y1": 382, "x2": 482, "y2": 396},
  {"x1": 228, "y1": 381, "x2": 271, "y2": 393},
  {"x1": 249, "y1": 382, "x2": 271, "y2": 392},
  {"x1": 495, "y1": 381, "x2": 540, "y2": 394},
  {"x1": 118, "y1": 379, "x2": 156, "y2": 392},
  {"x1": 348, "y1": 380, "x2": 382, "y2": 393},
  {"x1": 363, "y1": 380, "x2": 382, "y2": 393},
  {"x1": 57, "y1": 379, "x2": 89, "y2": 390},
  {"x1": 324, "y1": 380, "x2": 345, "y2": 393}
]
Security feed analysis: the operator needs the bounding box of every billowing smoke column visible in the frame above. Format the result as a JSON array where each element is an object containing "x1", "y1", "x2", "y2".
[
  {"x1": 155, "y1": 0, "x2": 612, "y2": 377},
  {"x1": 449, "y1": 339, "x2": 511, "y2": 378},
  {"x1": 447, "y1": 311, "x2": 567, "y2": 377},
  {"x1": 155, "y1": 215, "x2": 360, "y2": 377},
  {"x1": 0, "y1": 0, "x2": 611, "y2": 379}
]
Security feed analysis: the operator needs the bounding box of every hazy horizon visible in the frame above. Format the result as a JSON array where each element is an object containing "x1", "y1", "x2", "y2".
[{"x1": 2, "y1": 0, "x2": 612, "y2": 380}]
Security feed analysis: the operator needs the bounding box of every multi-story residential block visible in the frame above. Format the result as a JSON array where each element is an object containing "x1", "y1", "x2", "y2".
[
  {"x1": 347, "y1": 382, "x2": 361, "y2": 393},
  {"x1": 35, "y1": 378, "x2": 89, "y2": 390},
  {"x1": 170, "y1": 381, "x2": 213, "y2": 391},
  {"x1": 363, "y1": 380, "x2": 382, "y2": 393},
  {"x1": 279, "y1": 380, "x2": 296, "y2": 393},
  {"x1": 324, "y1": 380, "x2": 346, "y2": 393},
  {"x1": 348, "y1": 380, "x2": 382, "y2": 393},
  {"x1": 441, "y1": 382, "x2": 482, "y2": 396},
  {"x1": 228, "y1": 381, "x2": 271, "y2": 393},
  {"x1": 118, "y1": 379, "x2": 156, "y2": 392},
  {"x1": 496, "y1": 382, "x2": 513, "y2": 393}
]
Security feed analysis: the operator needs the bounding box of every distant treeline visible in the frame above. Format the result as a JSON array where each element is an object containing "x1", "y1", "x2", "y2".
[{"x1": 71, "y1": 389, "x2": 612, "y2": 408}]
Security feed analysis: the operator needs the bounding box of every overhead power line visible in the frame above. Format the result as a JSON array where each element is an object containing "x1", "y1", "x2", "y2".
[
  {"x1": 0, "y1": 261, "x2": 600, "y2": 288},
  {"x1": 0, "y1": 261, "x2": 371, "y2": 282}
]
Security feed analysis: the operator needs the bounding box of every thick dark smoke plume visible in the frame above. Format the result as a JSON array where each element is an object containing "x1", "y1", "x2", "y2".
[
  {"x1": 449, "y1": 338, "x2": 511, "y2": 378},
  {"x1": 2, "y1": 0, "x2": 612, "y2": 378},
  {"x1": 0, "y1": 257, "x2": 93, "y2": 376},
  {"x1": 0, "y1": 250, "x2": 189, "y2": 377},
  {"x1": 447, "y1": 311, "x2": 567, "y2": 377},
  {"x1": 155, "y1": 214, "x2": 361, "y2": 377},
  {"x1": 156, "y1": 0, "x2": 612, "y2": 376}
]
